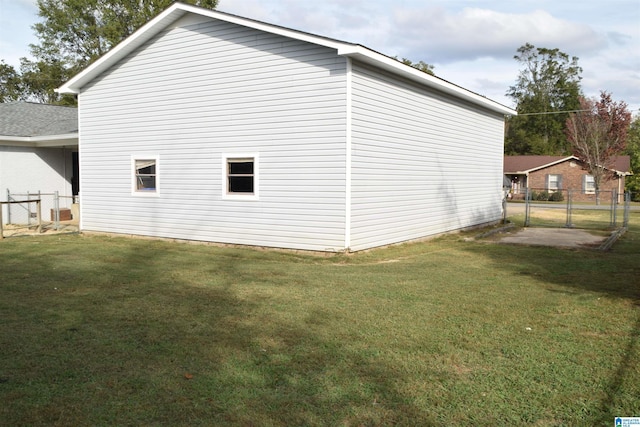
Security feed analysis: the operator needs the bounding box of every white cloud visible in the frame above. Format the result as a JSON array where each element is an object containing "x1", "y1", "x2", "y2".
[{"x1": 391, "y1": 7, "x2": 606, "y2": 63}]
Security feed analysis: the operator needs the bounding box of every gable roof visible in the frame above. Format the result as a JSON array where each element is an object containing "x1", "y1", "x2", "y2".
[
  {"x1": 504, "y1": 155, "x2": 631, "y2": 175},
  {"x1": 56, "y1": 2, "x2": 516, "y2": 116},
  {"x1": 0, "y1": 102, "x2": 78, "y2": 147}
]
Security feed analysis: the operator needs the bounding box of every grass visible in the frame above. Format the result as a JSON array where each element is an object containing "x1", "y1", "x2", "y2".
[{"x1": 1, "y1": 214, "x2": 639, "y2": 426}]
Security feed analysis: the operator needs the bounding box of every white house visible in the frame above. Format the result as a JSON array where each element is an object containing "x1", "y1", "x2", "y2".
[
  {"x1": 0, "y1": 102, "x2": 78, "y2": 224},
  {"x1": 57, "y1": 2, "x2": 515, "y2": 252}
]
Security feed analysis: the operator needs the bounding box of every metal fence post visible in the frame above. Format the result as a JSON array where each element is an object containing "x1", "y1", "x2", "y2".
[
  {"x1": 27, "y1": 191, "x2": 32, "y2": 226},
  {"x1": 623, "y1": 192, "x2": 630, "y2": 228},
  {"x1": 36, "y1": 199, "x2": 42, "y2": 233},
  {"x1": 5, "y1": 188, "x2": 10, "y2": 225},
  {"x1": 54, "y1": 190, "x2": 60, "y2": 230},
  {"x1": 502, "y1": 193, "x2": 507, "y2": 224},
  {"x1": 524, "y1": 188, "x2": 530, "y2": 227},
  {"x1": 610, "y1": 190, "x2": 617, "y2": 228},
  {"x1": 565, "y1": 190, "x2": 573, "y2": 228}
]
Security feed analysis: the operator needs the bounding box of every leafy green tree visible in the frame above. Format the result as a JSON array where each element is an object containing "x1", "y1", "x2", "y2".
[
  {"x1": 505, "y1": 43, "x2": 583, "y2": 155},
  {"x1": 0, "y1": 61, "x2": 24, "y2": 102},
  {"x1": 2, "y1": 0, "x2": 219, "y2": 104},
  {"x1": 625, "y1": 115, "x2": 640, "y2": 200}
]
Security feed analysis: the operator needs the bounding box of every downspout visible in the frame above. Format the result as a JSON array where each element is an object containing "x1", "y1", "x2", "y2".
[
  {"x1": 63, "y1": 147, "x2": 68, "y2": 198},
  {"x1": 344, "y1": 57, "x2": 353, "y2": 251}
]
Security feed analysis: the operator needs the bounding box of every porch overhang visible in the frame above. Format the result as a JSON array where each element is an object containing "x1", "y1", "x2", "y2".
[{"x1": 0, "y1": 133, "x2": 78, "y2": 148}]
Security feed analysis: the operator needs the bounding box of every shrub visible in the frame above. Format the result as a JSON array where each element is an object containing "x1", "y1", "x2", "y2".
[
  {"x1": 549, "y1": 191, "x2": 564, "y2": 202},
  {"x1": 534, "y1": 190, "x2": 550, "y2": 201}
]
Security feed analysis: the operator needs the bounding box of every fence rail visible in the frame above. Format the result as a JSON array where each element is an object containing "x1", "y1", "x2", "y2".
[{"x1": 4, "y1": 190, "x2": 77, "y2": 230}]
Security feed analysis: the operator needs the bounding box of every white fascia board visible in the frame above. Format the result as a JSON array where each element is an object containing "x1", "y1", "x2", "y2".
[
  {"x1": 57, "y1": 4, "x2": 189, "y2": 94},
  {"x1": 56, "y1": 2, "x2": 517, "y2": 116},
  {"x1": 0, "y1": 134, "x2": 78, "y2": 147},
  {"x1": 338, "y1": 45, "x2": 516, "y2": 116},
  {"x1": 56, "y1": 2, "x2": 349, "y2": 94},
  {"x1": 520, "y1": 156, "x2": 579, "y2": 174}
]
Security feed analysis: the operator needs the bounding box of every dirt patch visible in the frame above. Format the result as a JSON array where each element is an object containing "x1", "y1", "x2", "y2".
[{"x1": 1, "y1": 221, "x2": 79, "y2": 238}]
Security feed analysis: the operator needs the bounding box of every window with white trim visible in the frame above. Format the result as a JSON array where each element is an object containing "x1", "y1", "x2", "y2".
[
  {"x1": 583, "y1": 175, "x2": 595, "y2": 194},
  {"x1": 547, "y1": 174, "x2": 562, "y2": 192},
  {"x1": 223, "y1": 154, "x2": 259, "y2": 200},
  {"x1": 133, "y1": 157, "x2": 158, "y2": 194}
]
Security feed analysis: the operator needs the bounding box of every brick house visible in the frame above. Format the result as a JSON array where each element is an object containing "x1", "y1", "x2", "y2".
[{"x1": 504, "y1": 155, "x2": 631, "y2": 202}]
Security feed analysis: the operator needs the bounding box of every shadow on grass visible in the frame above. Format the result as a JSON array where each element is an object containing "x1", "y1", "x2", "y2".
[
  {"x1": 464, "y1": 219, "x2": 640, "y2": 424},
  {"x1": 0, "y1": 237, "x2": 436, "y2": 426},
  {"x1": 596, "y1": 314, "x2": 640, "y2": 424}
]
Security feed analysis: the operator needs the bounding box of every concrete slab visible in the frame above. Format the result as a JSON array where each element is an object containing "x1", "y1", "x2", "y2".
[{"x1": 498, "y1": 227, "x2": 606, "y2": 248}]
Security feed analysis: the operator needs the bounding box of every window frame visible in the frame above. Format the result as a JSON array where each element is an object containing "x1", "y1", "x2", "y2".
[
  {"x1": 132, "y1": 155, "x2": 159, "y2": 196},
  {"x1": 583, "y1": 174, "x2": 595, "y2": 194},
  {"x1": 222, "y1": 153, "x2": 259, "y2": 201},
  {"x1": 546, "y1": 173, "x2": 562, "y2": 192}
]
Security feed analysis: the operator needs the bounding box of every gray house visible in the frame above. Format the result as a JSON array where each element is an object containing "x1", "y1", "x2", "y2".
[
  {"x1": 0, "y1": 102, "x2": 78, "y2": 223},
  {"x1": 57, "y1": 2, "x2": 515, "y2": 252}
]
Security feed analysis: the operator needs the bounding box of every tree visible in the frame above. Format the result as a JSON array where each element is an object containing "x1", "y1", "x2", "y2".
[
  {"x1": 565, "y1": 92, "x2": 632, "y2": 203},
  {"x1": 505, "y1": 43, "x2": 583, "y2": 155},
  {"x1": 2, "y1": 0, "x2": 219, "y2": 104},
  {"x1": 394, "y1": 57, "x2": 435, "y2": 76},
  {"x1": 624, "y1": 115, "x2": 640, "y2": 201},
  {"x1": 0, "y1": 61, "x2": 24, "y2": 102}
]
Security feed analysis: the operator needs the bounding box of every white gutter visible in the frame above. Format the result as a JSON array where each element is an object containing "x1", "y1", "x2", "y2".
[{"x1": 0, "y1": 133, "x2": 78, "y2": 147}]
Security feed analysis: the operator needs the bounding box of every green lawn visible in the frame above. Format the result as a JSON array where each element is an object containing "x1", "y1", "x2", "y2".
[{"x1": 1, "y1": 214, "x2": 639, "y2": 426}]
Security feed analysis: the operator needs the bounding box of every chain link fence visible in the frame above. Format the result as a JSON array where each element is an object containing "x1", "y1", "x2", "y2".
[
  {"x1": 507, "y1": 188, "x2": 631, "y2": 230},
  {"x1": 2, "y1": 190, "x2": 78, "y2": 237}
]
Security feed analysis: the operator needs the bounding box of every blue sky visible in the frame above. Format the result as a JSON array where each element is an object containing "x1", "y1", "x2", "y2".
[{"x1": 1, "y1": 0, "x2": 639, "y2": 112}]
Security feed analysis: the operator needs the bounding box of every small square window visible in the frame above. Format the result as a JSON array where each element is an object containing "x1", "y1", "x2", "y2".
[
  {"x1": 134, "y1": 158, "x2": 158, "y2": 193},
  {"x1": 223, "y1": 155, "x2": 258, "y2": 200},
  {"x1": 228, "y1": 159, "x2": 254, "y2": 194}
]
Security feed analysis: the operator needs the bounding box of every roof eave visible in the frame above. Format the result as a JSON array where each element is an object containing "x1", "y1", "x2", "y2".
[
  {"x1": 56, "y1": 2, "x2": 348, "y2": 95},
  {"x1": 338, "y1": 46, "x2": 516, "y2": 116},
  {"x1": 56, "y1": 2, "x2": 518, "y2": 117},
  {"x1": 0, "y1": 133, "x2": 79, "y2": 147},
  {"x1": 506, "y1": 156, "x2": 578, "y2": 174}
]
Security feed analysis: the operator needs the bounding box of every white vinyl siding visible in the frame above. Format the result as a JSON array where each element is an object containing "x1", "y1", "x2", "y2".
[
  {"x1": 0, "y1": 146, "x2": 74, "y2": 224},
  {"x1": 348, "y1": 62, "x2": 505, "y2": 251},
  {"x1": 78, "y1": 16, "x2": 347, "y2": 251},
  {"x1": 0, "y1": 146, "x2": 74, "y2": 197}
]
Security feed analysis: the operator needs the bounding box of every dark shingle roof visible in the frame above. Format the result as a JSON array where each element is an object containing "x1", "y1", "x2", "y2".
[
  {"x1": 504, "y1": 155, "x2": 631, "y2": 174},
  {"x1": 0, "y1": 102, "x2": 78, "y2": 137}
]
